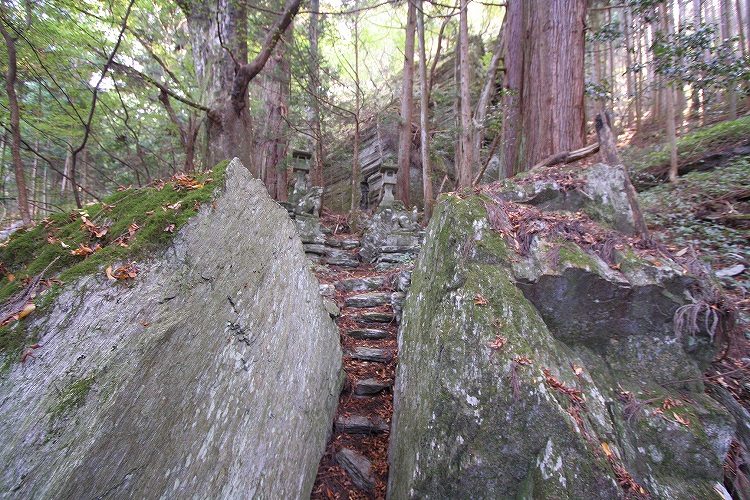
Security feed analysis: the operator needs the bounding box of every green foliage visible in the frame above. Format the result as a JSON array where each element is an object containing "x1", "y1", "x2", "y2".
[{"x1": 651, "y1": 22, "x2": 750, "y2": 91}]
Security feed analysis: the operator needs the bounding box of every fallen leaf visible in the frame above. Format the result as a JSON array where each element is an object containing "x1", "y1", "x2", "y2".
[
  {"x1": 474, "y1": 293, "x2": 489, "y2": 306},
  {"x1": 572, "y1": 364, "x2": 583, "y2": 376},
  {"x1": 164, "y1": 224, "x2": 175, "y2": 233},
  {"x1": 514, "y1": 355, "x2": 533, "y2": 365},
  {"x1": 18, "y1": 302, "x2": 35, "y2": 319},
  {"x1": 675, "y1": 247, "x2": 688, "y2": 257},
  {"x1": 672, "y1": 412, "x2": 690, "y2": 427},
  {"x1": 140, "y1": 321, "x2": 151, "y2": 327},
  {"x1": 128, "y1": 222, "x2": 140, "y2": 238},
  {"x1": 105, "y1": 265, "x2": 116, "y2": 281},
  {"x1": 601, "y1": 442, "x2": 613, "y2": 458},
  {"x1": 487, "y1": 335, "x2": 506, "y2": 350},
  {"x1": 145, "y1": 210, "x2": 155, "y2": 216},
  {"x1": 70, "y1": 243, "x2": 95, "y2": 256},
  {"x1": 7, "y1": 274, "x2": 14, "y2": 282}
]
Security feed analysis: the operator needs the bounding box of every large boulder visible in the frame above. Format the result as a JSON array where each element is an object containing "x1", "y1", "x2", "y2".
[
  {"x1": 388, "y1": 179, "x2": 734, "y2": 498},
  {"x1": 0, "y1": 159, "x2": 343, "y2": 498}
]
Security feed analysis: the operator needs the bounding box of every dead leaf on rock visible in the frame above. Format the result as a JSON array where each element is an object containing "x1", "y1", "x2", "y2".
[
  {"x1": 474, "y1": 293, "x2": 489, "y2": 306},
  {"x1": 70, "y1": 243, "x2": 95, "y2": 256},
  {"x1": 487, "y1": 335, "x2": 506, "y2": 350},
  {"x1": 107, "y1": 262, "x2": 138, "y2": 280}
]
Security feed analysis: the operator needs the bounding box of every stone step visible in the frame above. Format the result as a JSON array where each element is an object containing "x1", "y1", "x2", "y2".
[
  {"x1": 334, "y1": 276, "x2": 386, "y2": 292},
  {"x1": 355, "y1": 311, "x2": 395, "y2": 323},
  {"x1": 346, "y1": 328, "x2": 389, "y2": 340},
  {"x1": 348, "y1": 347, "x2": 390, "y2": 363},
  {"x1": 354, "y1": 378, "x2": 392, "y2": 396},
  {"x1": 336, "y1": 448, "x2": 375, "y2": 493},
  {"x1": 345, "y1": 292, "x2": 391, "y2": 309},
  {"x1": 324, "y1": 249, "x2": 359, "y2": 268},
  {"x1": 335, "y1": 415, "x2": 390, "y2": 434}
]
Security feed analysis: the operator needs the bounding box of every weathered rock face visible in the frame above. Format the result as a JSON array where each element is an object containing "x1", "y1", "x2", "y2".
[
  {"x1": 0, "y1": 159, "x2": 343, "y2": 499},
  {"x1": 388, "y1": 180, "x2": 734, "y2": 498},
  {"x1": 360, "y1": 204, "x2": 423, "y2": 267}
]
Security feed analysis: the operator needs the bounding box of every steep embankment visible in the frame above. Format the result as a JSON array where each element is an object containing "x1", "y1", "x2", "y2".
[{"x1": 0, "y1": 159, "x2": 342, "y2": 498}]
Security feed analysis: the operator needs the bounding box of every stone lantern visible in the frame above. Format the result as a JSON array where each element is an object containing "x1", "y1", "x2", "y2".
[
  {"x1": 379, "y1": 161, "x2": 398, "y2": 209},
  {"x1": 291, "y1": 149, "x2": 312, "y2": 192}
]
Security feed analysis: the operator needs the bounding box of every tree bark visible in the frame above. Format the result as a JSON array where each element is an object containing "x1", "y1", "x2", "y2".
[
  {"x1": 502, "y1": 0, "x2": 586, "y2": 177},
  {"x1": 456, "y1": 0, "x2": 473, "y2": 189},
  {"x1": 500, "y1": 0, "x2": 523, "y2": 178},
  {"x1": 308, "y1": 0, "x2": 325, "y2": 188},
  {"x1": 472, "y1": 26, "x2": 504, "y2": 175},
  {"x1": 397, "y1": 0, "x2": 417, "y2": 205},
  {"x1": 257, "y1": 25, "x2": 291, "y2": 201},
  {"x1": 0, "y1": 19, "x2": 31, "y2": 224},
  {"x1": 418, "y1": 0, "x2": 434, "y2": 220},
  {"x1": 177, "y1": 0, "x2": 300, "y2": 172},
  {"x1": 659, "y1": 2, "x2": 679, "y2": 184}
]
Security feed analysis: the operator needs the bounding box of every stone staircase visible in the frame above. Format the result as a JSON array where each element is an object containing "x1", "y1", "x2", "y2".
[{"x1": 309, "y1": 232, "x2": 414, "y2": 499}]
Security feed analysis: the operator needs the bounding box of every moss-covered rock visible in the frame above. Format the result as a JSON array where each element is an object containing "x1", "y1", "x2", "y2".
[
  {"x1": 388, "y1": 188, "x2": 733, "y2": 498},
  {"x1": 0, "y1": 159, "x2": 343, "y2": 499}
]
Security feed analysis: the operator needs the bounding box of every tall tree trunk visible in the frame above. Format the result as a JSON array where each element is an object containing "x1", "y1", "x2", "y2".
[
  {"x1": 176, "y1": 0, "x2": 300, "y2": 172},
  {"x1": 720, "y1": 0, "x2": 738, "y2": 119},
  {"x1": 624, "y1": 6, "x2": 635, "y2": 128},
  {"x1": 502, "y1": 0, "x2": 586, "y2": 176},
  {"x1": 456, "y1": 0, "x2": 473, "y2": 188},
  {"x1": 258, "y1": 29, "x2": 291, "y2": 200},
  {"x1": 659, "y1": 2, "x2": 679, "y2": 184},
  {"x1": 500, "y1": 0, "x2": 523, "y2": 178},
  {"x1": 418, "y1": 0, "x2": 434, "y2": 220},
  {"x1": 0, "y1": 20, "x2": 31, "y2": 224},
  {"x1": 308, "y1": 0, "x2": 325, "y2": 189},
  {"x1": 472, "y1": 27, "x2": 504, "y2": 174},
  {"x1": 350, "y1": 0, "x2": 361, "y2": 223},
  {"x1": 397, "y1": 0, "x2": 417, "y2": 205}
]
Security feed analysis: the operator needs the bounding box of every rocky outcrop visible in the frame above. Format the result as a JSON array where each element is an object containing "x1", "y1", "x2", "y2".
[
  {"x1": 388, "y1": 168, "x2": 734, "y2": 498},
  {"x1": 360, "y1": 204, "x2": 423, "y2": 268},
  {"x1": 0, "y1": 159, "x2": 343, "y2": 499}
]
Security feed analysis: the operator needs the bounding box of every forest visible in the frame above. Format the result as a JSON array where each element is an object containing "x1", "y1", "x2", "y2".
[
  {"x1": 2, "y1": 1, "x2": 750, "y2": 498},
  {"x1": 0, "y1": 0, "x2": 748, "y2": 225}
]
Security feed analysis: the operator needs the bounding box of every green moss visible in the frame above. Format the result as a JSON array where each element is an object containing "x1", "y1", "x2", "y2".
[
  {"x1": 0, "y1": 163, "x2": 227, "y2": 358},
  {"x1": 49, "y1": 375, "x2": 95, "y2": 422},
  {"x1": 631, "y1": 116, "x2": 750, "y2": 173},
  {"x1": 0, "y1": 165, "x2": 225, "y2": 284}
]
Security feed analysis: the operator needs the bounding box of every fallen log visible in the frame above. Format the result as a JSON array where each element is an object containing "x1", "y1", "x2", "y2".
[{"x1": 530, "y1": 142, "x2": 600, "y2": 171}]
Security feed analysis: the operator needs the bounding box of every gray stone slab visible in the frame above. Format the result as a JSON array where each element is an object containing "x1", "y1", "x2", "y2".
[
  {"x1": 335, "y1": 415, "x2": 390, "y2": 434},
  {"x1": 345, "y1": 292, "x2": 391, "y2": 308},
  {"x1": 334, "y1": 276, "x2": 385, "y2": 292},
  {"x1": 357, "y1": 312, "x2": 394, "y2": 323},
  {"x1": 336, "y1": 448, "x2": 375, "y2": 492},
  {"x1": 349, "y1": 347, "x2": 389, "y2": 363},
  {"x1": 354, "y1": 378, "x2": 392, "y2": 396},
  {"x1": 324, "y1": 250, "x2": 359, "y2": 268},
  {"x1": 346, "y1": 328, "x2": 388, "y2": 340}
]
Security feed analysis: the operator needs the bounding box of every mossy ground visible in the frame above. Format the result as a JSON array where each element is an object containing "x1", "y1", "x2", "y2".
[
  {"x1": 0, "y1": 162, "x2": 228, "y2": 362},
  {"x1": 624, "y1": 116, "x2": 750, "y2": 177},
  {"x1": 639, "y1": 158, "x2": 749, "y2": 296}
]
